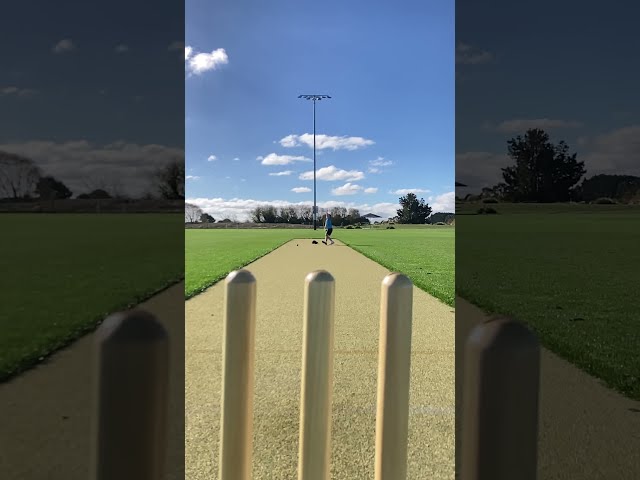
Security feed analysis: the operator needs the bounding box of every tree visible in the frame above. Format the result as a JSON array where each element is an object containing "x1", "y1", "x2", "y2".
[
  {"x1": 428, "y1": 212, "x2": 455, "y2": 224},
  {"x1": 574, "y1": 174, "x2": 640, "y2": 203},
  {"x1": 36, "y1": 176, "x2": 72, "y2": 200},
  {"x1": 297, "y1": 205, "x2": 313, "y2": 224},
  {"x1": 185, "y1": 202, "x2": 203, "y2": 223},
  {"x1": 200, "y1": 212, "x2": 215, "y2": 223},
  {"x1": 261, "y1": 205, "x2": 277, "y2": 223},
  {"x1": 501, "y1": 129, "x2": 585, "y2": 202},
  {"x1": 77, "y1": 189, "x2": 111, "y2": 199},
  {"x1": 155, "y1": 159, "x2": 185, "y2": 200},
  {"x1": 396, "y1": 192, "x2": 432, "y2": 224},
  {"x1": 0, "y1": 151, "x2": 41, "y2": 199},
  {"x1": 278, "y1": 206, "x2": 298, "y2": 223}
]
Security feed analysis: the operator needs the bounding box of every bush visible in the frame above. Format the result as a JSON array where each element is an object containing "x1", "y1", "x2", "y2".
[
  {"x1": 386, "y1": 226, "x2": 395, "y2": 229},
  {"x1": 482, "y1": 197, "x2": 499, "y2": 203},
  {"x1": 592, "y1": 197, "x2": 616, "y2": 205},
  {"x1": 435, "y1": 221, "x2": 446, "y2": 225},
  {"x1": 477, "y1": 207, "x2": 498, "y2": 215},
  {"x1": 345, "y1": 225, "x2": 353, "y2": 229},
  {"x1": 355, "y1": 225, "x2": 362, "y2": 229}
]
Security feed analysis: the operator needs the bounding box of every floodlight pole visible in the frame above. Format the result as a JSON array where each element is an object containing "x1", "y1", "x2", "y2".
[{"x1": 299, "y1": 94, "x2": 331, "y2": 230}]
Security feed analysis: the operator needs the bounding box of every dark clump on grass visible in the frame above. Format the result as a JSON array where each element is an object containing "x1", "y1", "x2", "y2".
[
  {"x1": 355, "y1": 225, "x2": 362, "y2": 229},
  {"x1": 345, "y1": 225, "x2": 354, "y2": 229},
  {"x1": 386, "y1": 225, "x2": 395, "y2": 229},
  {"x1": 592, "y1": 197, "x2": 617, "y2": 204},
  {"x1": 482, "y1": 197, "x2": 499, "y2": 203},
  {"x1": 477, "y1": 207, "x2": 498, "y2": 214}
]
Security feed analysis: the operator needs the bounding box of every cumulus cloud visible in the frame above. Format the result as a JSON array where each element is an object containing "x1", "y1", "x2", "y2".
[
  {"x1": 299, "y1": 165, "x2": 365, "y2": 182},
  {"x1": 53, "y1": 39, "x2": 76, "y2": 54},
  {"x1": 292, "y1": 187, "x2": 311, "y2": 193},
  {"x1": 259, "y1": 153, "x2": 311, "y2": 165},
  {"x1": 185, "y1": 46, "x2": 228, "y2": 75},
  {"x1": 1, "y1": 86, "x2": 37, "y2": 97},
  {"x1": 0, "y1": 140, "x2": 183, "y2": 197},
  {"x1": 207, "y1": 155, "x2": 217, "y2": 161},
  {"x1": 364, "y1": 187, "x2": 378, "y2": 194},
  {"x1": 493, "y1": 118, "x2": 583, "y2": 133},
  {"x1": 331, "y1": 182, "x2": 363, "y2": 196},
  {"x1": 233, "y1": 157, "x2": 240, "y2": 161},
  {"x1": 186, "y1": 175, "x2": 200, "y2": 180},
  {"x1": 578, "y1": 125, "x2": 640, "y2": 176},
  {"x1": 279, "y1": 133, "x2": 375, "y2": 151},
  {"x1": 456, "y1": 43, "x2": 492, "y2": 64},
  {"x1": 455, "y1": 151, "x2": 511, "y2": 192},
  {"x1": 391, "y1": 188, "x2": 430, "y2": 195},
  {"x1": 269, "y1": 170, "x2": 293, "y2": 176},
  {"x1": 429, "y1": 191, "x2": 455, "y2": 213},
  {"x1": 186, "y1": 197, "x2": 403, "y2": 222}
]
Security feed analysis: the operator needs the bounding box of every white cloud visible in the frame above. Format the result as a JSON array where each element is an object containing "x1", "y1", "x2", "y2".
[
  {"x1": 429, "y1": 191, "x2": 455, "y2": 213},
  {"x1": 331, "y1": 182, "x2": 363, "y2": 196},
  {"x1": 364, "y1": 187, "x2": 378, "y2": 194},
  {"x1": 299, "y1": 165, "x2": 365, "y2": 182},
  {"x1": 53, "y1": 39, "x2": 76, "y2": 54},
  {"x1": 494, "y1": 118, "x2": 583, "y2": 133},
  {"x1": 233, "y1": 157, "x2": 240, "y2": 161},
  {"x1": 259, "y1": 153, "x2": 311, "y2": 165},
  {"x1": 186, "y1": 175, "x2": 200, "y2": 180},
  {"x1": 115, "y1": 44, "x2": 129, "y2": 53},
  {"x1": 391, "y1": 188, "x2": 430, "y2": 195},
  {"x1": 292, "y1": 187, "x2": 311, "y2": 193},
  {"x1": 186, "y1": 197, "x2": 402, "y2": 222},
  {"x1": 579, "y1": 125, "x2": 640, "y2": 176},
  {"x1": 207, "y1": 155, "x2": 217, "y2": 161},
  {"x1": 279, "y1": 133, "x2": 375, "y2": 151},
  {"x1": 456, "y1": 43, "x2": 492, "y2": 65},
  {"x1": 370, "y1": 157, "x2": 393, "y2": 167},
  {"x1": 0, "y1": 140, "x2": 183, "y2": 198},
  {"x1": 185, "y1": 46, "x2": 228, "y2": 75},
  {"x1": 368, "y1": 157, "x2": 393, "y2": 174},
  {"x1": 269, "y1": 170, "x2": 293, "y2": 176},
  {"x1": 1, "y1": 86, "x2": 37, "y2": 97},
  {"x1": 454, "y1": 151, "x2": 513, "y2": 192}
]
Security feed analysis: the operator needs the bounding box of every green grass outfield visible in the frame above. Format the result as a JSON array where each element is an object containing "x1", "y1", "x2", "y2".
[
  {"x1": 185, "y1": 226, "x2": 455, "y2": 306},
  {"x1": 0, "y1": 214, "x2": 183, "y2": 382},
  {"x1": 457, "y1": 203, "x2": 640, "y2": 400}
]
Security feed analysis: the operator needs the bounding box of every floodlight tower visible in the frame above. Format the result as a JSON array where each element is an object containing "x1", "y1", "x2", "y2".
[{"x1": 298, "y1": 94, "x2": 331, "y2": 230}]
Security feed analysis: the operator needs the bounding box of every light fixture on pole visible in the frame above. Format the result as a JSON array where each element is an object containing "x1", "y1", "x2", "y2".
[{"x1": 298, "y1": 94, "x2": 331, "y2": 230}]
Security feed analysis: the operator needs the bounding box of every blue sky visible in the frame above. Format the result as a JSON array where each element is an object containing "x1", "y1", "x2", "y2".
[
  {"x1": 456, "y1": 0, "x2": 640, "y2": 193},
  {"x1": 186, "y1": 0, "x2": 455, "y2": 221}
]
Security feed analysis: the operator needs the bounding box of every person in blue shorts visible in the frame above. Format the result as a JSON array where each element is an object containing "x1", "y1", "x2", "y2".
[{"x1": 321, "y1": 213, "x2": 334, "y2": 245}]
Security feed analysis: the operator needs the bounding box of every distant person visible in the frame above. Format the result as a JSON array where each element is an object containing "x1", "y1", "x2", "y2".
[{"x1": 322, "y1": 213, "x2": 334, "y2": 245}]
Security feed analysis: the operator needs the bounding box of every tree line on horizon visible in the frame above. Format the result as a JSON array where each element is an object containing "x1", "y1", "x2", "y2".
[
  {"x1": 186, "y1": 193, "x2": 455, "y2": 225},
  {"x1": 457, "y1": 128, "x2": 640, "y2": 204},
  {"x1": 0, "y1": 150, "x2": 185, "y2": 202}
]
